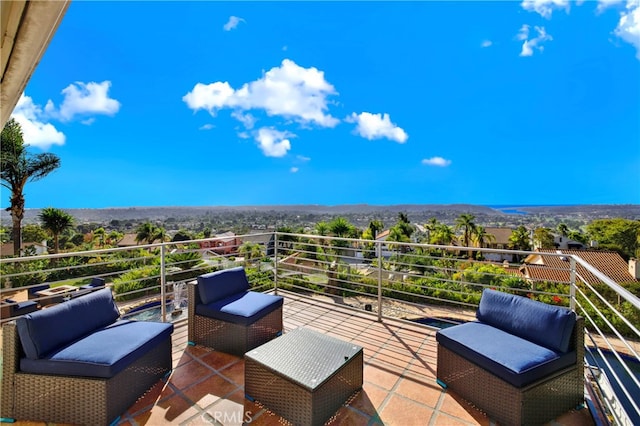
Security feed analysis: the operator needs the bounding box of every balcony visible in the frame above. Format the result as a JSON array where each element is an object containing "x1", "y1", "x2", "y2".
[{"x1": 1, "y1": 232, "x2": 639, "y2": 425}]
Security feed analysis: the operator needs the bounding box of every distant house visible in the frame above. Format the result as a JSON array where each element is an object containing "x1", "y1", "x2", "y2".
[
  {"x1": 483, "y1": 227, "x2": 515, "y2": 262},
  {"x1": 199, "y1": 232, "x2": 241, "y2": 255},
  {"x1": 520, "y1": 249, "x2": 639, "y2": 286},
  {"x1": 0, "y1": 241, "x2": 48, "y2": 257},
  {"x1": 553, "y1": 235, "x2": 585, "y2": 250}
]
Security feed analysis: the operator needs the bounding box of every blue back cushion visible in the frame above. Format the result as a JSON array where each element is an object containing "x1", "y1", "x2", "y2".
[
  {"x1": 17, "y1": 288, "x2": 120, "y2": 359},
  {"x1": 197, "y1": 267, "x2": 250, "y2": 304},
  {"x1": 476, "y1": 289, "x2": 577, "y2": 353}
]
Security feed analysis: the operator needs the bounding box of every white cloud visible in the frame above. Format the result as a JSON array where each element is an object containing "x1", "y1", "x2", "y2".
[
  {"x1": 521, "y1": 0, "x2": 570, "y2": 18},
  {"x1": 231, "y1": 111, "x2": 256, "y2": 129},
  {"x1": 46, "y1": 81, "x2": 120, "y2": 121},
  {"x1": 255, "y1": 127, "x2": 293, "y2": 157},
  {"x1": 199, "y1": 124, "x2": 215, "y2": 130},
  {"x1": 481, "y1": 40, "x2": 493, "y2": 48},
  {"x1": 296, "y1": 155, "x2": 310, "y2": 162},
  {"x1": 421, "y1": 157, "x2": 452, "y2": 167},
  {"x1": 597, "y1": 0, "x2": 625, "y2": 12},
  {"x1": 347, "y1": 112, "x2": 408, "y2": 143},
  {"x1": 223, "y1": 16, "x2": 245, "y2": 31},
  {"x1": 184, "y1": 59, "x2": 339, "y2": 128},
  {"x1": 290, "y1": 167, "x2": 299, "y2": 173},
  {"x1": 615, "y1": 0, "x2": 640, "y2": 59},
  {"x1": 517, "y1": 25, "x2": 553, "y2": 56},
  {"x1": 11, "y1": 94, "x2": 65, "y2": 150}
]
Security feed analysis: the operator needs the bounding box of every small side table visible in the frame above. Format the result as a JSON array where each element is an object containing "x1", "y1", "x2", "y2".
[{"x1": 245, "y1": 327, "x2": 363, "y2": 426}]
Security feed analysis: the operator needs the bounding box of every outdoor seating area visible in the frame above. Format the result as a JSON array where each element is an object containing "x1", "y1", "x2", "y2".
[
  {"x1": 0, "y1": 289, "x2": 596, "y2": 425},
  {"x1": 187, "y1": 267, "x2": 283, "y2": 356},
  {"x1": 1, "y1": 288, "x2": 174, "y2": 425},
  {"x1": 436, "y1": 289, "x2": 584, "y2": 425}
]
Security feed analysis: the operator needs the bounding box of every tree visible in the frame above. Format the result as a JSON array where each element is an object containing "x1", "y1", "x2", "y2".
[
  {"x1": 455, "y1": 213, "x2": 476, "y2": 258},
  {"x1": 39, "y1": 207, "x2": 74, "y2": 253},
  {"x1": 557, "y1": 223, "x2": 569, "y2": 237},
  {"x1": 367, "y1": 219, "x2": 384, "y2": 239},
  {"x1": 533, "y1": 227, "x2": 555, "y2": 249},
  {"x1": 22, "y1": 224, "x2": 48, "y2": 243},
  {"x1": 473, "y1": 225, "x2": 496, "y2": 249},
  {"x1": 135, "y1": 222, "x2": 165, "y2": 245},
  {"x1": 431, "y1": 224, "x2": 456, "y2": 246},
  {"x1": 587, "y1": 218, "x2": 640, "y2": 259},
  {"x1": 1, "y1": 118, "x2": 61, "y2": 255},
  {"x1": 509, "y1": 226, "x2": 531, "y2": 251},
  {"x1": 239, "y1": 241, "x2": 263, "y2": 266},
  {"x1": 387, "y1": 213, "x2": 414, "y2": 254}
]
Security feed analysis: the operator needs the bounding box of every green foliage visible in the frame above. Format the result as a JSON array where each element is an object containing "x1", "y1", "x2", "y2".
[
  {"x1": 586, "y1": 218, "x2": 640, "y2": 260},
  {"x1": 166, "y1": 251, "x2": 202, "y2": 270},
  {"x1": 22, "y1": 224, "x2": 48, "y2": 243},
  {"x1": 112, "y1": 266, "x2": 161, "y2": 301},
  {"x1": 0, "y1": 258, "x2": 49, "y2": 288}
]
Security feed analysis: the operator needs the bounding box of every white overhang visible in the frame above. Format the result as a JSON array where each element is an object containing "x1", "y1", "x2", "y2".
[{"x1": 1, "y1": 0, "x2": 70, "y2": 127}]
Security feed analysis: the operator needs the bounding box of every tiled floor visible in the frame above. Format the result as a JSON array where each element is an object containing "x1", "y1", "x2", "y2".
[{"x1": 9, "y1": 293, "x2": 595, "y2": 426}]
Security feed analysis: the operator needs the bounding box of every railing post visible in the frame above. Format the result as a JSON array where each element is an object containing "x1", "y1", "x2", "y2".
[
  {"x1": 160, "y1": 244, "x2": 167, "y2": 322},
  {"x1": 569, "y1": 257, "x2": 576, "y2": 310},
  {"x1": 274, "y1": 232, "x2": 279, "y2": 295},
  {"x1": 377, "y1": 239, "x2": 382, "y2": 322}
]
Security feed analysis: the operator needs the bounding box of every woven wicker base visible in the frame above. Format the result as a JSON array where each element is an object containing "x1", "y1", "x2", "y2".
[
  {"x1": 245, "y1": 351, "x2": 363, "y2": 426},
  {"x1": 436, "y1": 318, "x2": 584, "y2": 426},
  {"x1": 2, "y1": 321, "x2": 172, "y2": 425},
  {"x1": 187, "y1": 282, "x2": 283, "y2": 356}
]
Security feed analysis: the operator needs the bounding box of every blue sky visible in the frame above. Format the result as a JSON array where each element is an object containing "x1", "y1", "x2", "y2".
[{"x1": 6, "y1": 0, "x2": 640, "y2": 209}]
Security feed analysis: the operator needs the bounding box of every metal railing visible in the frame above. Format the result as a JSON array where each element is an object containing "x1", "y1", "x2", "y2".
[{"x1": 1, "y1": 231, "x2": 638, "y2": 424}]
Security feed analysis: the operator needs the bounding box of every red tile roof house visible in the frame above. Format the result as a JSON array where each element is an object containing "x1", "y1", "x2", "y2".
[
  {"x1": 198, "y1": 232, "x2": 241, "y2": 255},
  {"x1": 520, "y1": 249, "x2": 640, "y2": 286}
]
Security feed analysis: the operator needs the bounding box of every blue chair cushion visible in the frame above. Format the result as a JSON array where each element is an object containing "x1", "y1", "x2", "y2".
[
  {"x1": 436, "y1": 322, "x2": 576, "y2": 388},
  {"x1": 197, "y1": 267, "x2": 250, "y2": 304},
  {"x1": 20, "y1": 320, "x2": 174, "y2": 378},
  {"x1": 17, "y1": 288, "x2": 120, "y2": 359},
  {"x1": 196, "y1": 291, "x2": 283, "y2": 326},
  {"x1": 476, "y1": 289, "x2": 577, "y2": 353}
]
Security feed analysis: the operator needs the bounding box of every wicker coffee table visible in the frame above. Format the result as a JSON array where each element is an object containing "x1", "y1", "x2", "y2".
[{"x1": 245, "y1": 327, "x2": 363, "y2": 426}]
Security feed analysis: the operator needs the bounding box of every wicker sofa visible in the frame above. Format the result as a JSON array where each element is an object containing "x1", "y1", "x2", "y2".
[
  {"x1": 436, "y1": 289, "x2": 584, "y2": 426},
  {"x1": 1, "y1": 288, "x2": 174, "y2": 425},
  {"x1": 188, "y1": 266, "x2": 283, "y2": 356}
]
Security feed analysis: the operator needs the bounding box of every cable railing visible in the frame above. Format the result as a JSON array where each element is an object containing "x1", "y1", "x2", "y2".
[{"x1": 0, "y1": 231, "x2": 638, "y2": 424}]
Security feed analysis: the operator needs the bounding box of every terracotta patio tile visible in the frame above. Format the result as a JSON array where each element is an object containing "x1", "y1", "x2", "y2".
[
  {"x1": 200, "y1": 350, "x2": 241, "y2": 371},
  {"x1": 133, "y1": 393, "x2": 199, "y2": 425},
  {"x1": 220, "y1": 358, "x2": 245, "y2": 385},
  {"x1": 439, "y1": 392, "x2": 490, "y2": 425},
  {"x1": 364, "y1": 364, "x2": 401, "y2": 391},
  {"x1": 349, "y1": 385, "x2": 387, "y2": 415},
  {"x1": 125, "y1": 379, "x2": 174, "y2": 416},
  {"x1": 181, "y1": 373, "x2": 238, "y2": 409},
  {"x1": 553, "y1": 407, "x2": 595, "y2": 426},
  {"x1": 378, "y1": 394, "x2": 434, "y2": 425},
  {"x1": 167, "y1": 359, "x2": 214, "y2": 390},
  {"x1": 431, "y1": 412, "x2": 476, "y2": 425},
  {"x1": 184, "y1": 343, "x2": 214, "y2": 358},
  {"x1": 394, "y1": 377, "x2": 443, "y2": 408}
]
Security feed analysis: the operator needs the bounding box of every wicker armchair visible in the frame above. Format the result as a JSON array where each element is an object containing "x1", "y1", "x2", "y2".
[
  {"x1": 1, "y1": 289, "x2": 173, "y2": 425},
  {"x1": 436, "y1": 289, "x2": 584, "y2": 426},
  {"x1": 188, "y1": 267, "x2": 283, "y2": 356}
]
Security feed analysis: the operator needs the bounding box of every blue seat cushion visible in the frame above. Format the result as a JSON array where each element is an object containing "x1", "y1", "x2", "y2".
[
  {"x1": 196, "y1": 291, "x2": 283, "y2": 327},
  {"x1": 17, "y1": 288, "x2": 120, "y2": 359},
  {"x1": 436, "y1": 322, "x2": 576, "y2": 388},
  {"x1": 198, "y1": 267, "x2": 250, "y2": 304},
  {"x1": 476, "y1": 289, "x2": 577, "y2": 353},
  {"x1": 20, "y1": 320, "x2": 173, "y2": 378}
]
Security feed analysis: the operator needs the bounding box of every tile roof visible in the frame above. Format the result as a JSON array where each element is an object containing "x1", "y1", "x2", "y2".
[
  {"x1": 484, "y1": 227, "x2": 514, "y2": 245},
  {"x1": 522, "y1": 249, "x2": 637, "y2": 285}
]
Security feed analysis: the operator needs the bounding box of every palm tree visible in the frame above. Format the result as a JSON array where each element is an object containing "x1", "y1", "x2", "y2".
[
  {"x1": 367, "y1": 219, "x2": 384, "y2": 240},
  {"x1": 472, "y1": 225, "x2": 496, "y2": 260},
  {"x1": 93, "y1": 227, "x2": 106, "y2": 247},
  {"x1": 557, "y1": 223, "x2": 569, "y2": 237},
  {"x1": 135, "y1": 222, "x2": 161, "y2": 245},
  {"x1": 239, "y1": 241, "x2": 263, "y2": 266},
  {"x1": 473, "y1": 226, "x2": 496, "y2": 249},
  {"x1": 432, "y1": 224, "x2": 456, "y2": 246},
  {"x1": 1, "y1": 118, "x2": 61, "y2": 255},
  {"x1": 39, "y1": 207, "x2": 74, "y2": 253},
  {"x1": 455, "y1": 213, "x2": 476, "y2": 258}
]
